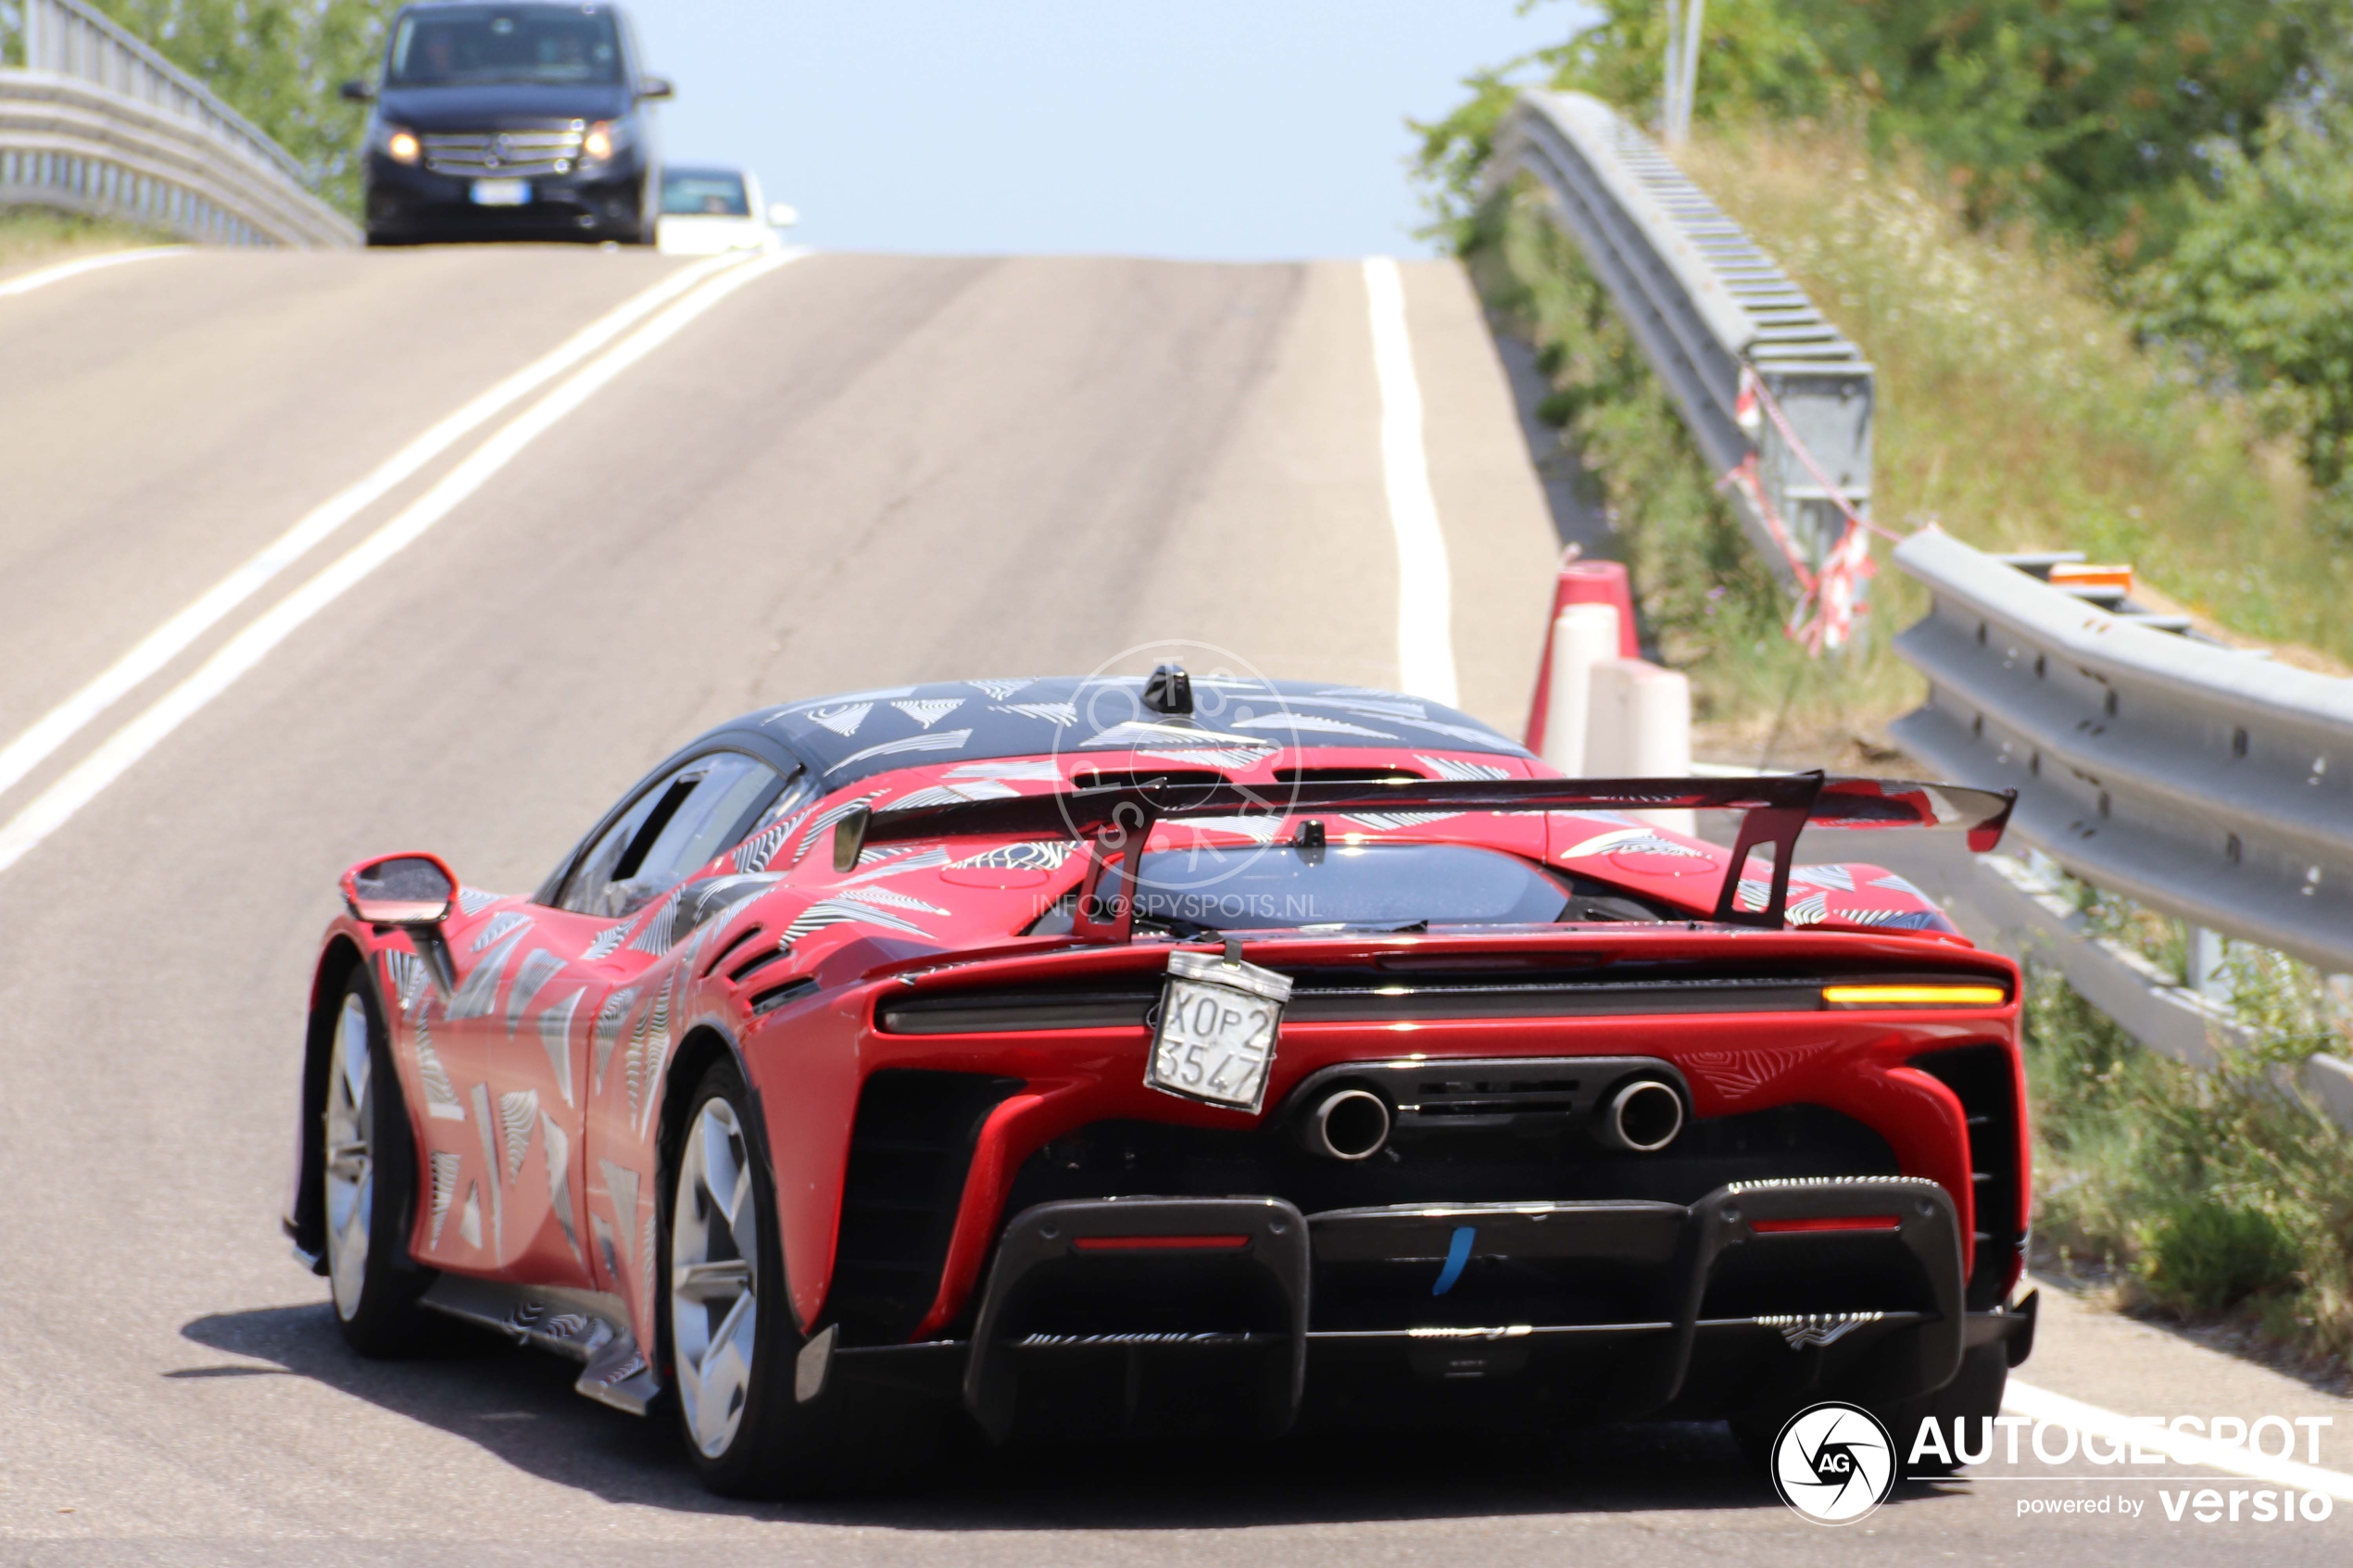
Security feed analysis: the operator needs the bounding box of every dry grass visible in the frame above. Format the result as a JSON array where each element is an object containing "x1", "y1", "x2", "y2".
[
  {"x1": 0, "y1": 207, "x2": 169, "y2": 280},
  {"x1": 1680, "y1": 124, "x2": 2346, "y2": 665}
]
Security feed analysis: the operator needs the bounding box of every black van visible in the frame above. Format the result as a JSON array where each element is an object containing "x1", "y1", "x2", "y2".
[{"x1": 344, "y1": 2, "x2": 671, "y2": 245}]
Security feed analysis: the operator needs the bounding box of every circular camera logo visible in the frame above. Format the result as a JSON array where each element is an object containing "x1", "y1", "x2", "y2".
[{"x1": 1769, "y1": 1402, "x2": 1896, "y2": 1525}]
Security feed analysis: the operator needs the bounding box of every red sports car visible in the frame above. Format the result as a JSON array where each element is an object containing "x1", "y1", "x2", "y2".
[{"x1": 284, "y1": 668, "x2": 2035, "y2": 1495}]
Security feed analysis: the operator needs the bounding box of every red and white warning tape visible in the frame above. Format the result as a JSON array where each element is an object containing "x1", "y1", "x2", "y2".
[{"x1": 1721, "y1": 366, "x2": 1907, "y2": 654}]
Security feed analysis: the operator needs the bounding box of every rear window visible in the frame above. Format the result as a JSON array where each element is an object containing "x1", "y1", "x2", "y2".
[
  {"x1": 663, "y1": 170, "x2": 749, "y2": 216},
  {"x1": 1106, "y1": 844, "x2": 1575, "y2": 934},
  {"x1": 389, "y1": 6, "x2": 623, "y2": 87}
]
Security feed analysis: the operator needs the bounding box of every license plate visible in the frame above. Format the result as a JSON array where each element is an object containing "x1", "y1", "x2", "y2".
[
  {"x1": 471, "y1": 179, "x2": 531, "y2": 207},
  {"x1": 1146, "y1": 949, "x2": 1293, "y2": 1112}
]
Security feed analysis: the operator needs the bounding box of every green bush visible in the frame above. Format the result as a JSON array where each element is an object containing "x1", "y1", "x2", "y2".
[
  {"x1": 2137, "y1": 97, "x2": 2353, "y2": 510},
  {"x1": 2024, "y1": 969, "x2": 2353, "y2": 1364},
  {"x1": 2133, "y1": 1198, "x2": 2300, "y2": 1315}
]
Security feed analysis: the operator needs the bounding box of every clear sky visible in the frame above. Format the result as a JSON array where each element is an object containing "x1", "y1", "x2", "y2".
[{"x1": 624, "y1": 1, "x2": 1584, "y2": 261}]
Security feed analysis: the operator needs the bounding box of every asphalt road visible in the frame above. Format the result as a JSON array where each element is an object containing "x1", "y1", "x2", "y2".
[{"x1": 0, "y1": 244, "x2": 2346, "y2": 1564}]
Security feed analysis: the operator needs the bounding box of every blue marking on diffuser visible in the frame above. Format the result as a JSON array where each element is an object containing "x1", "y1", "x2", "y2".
[{"x1": 1431, "y1": 1226, "x2": 1476, "y2": 1296}]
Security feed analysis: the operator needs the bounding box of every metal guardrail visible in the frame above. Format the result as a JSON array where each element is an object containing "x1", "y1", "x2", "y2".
[
  {"x1": 1890, "y1": 526, "x2": 2353, "y2": 976},
  {"x1": 1, "y1": 0, "x2": 357, "y2": 247},
  {"x1": 1487, "y1": 90, "x2": 1872, "y2": 585},
  {"x1": 1480, "y1": 91, "x2": 2353, "y2": 1090}
]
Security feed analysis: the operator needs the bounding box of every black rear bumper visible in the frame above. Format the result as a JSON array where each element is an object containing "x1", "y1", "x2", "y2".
[{"x1": 824, "y1": 1178, "x2": 2037, "y2": 1441}]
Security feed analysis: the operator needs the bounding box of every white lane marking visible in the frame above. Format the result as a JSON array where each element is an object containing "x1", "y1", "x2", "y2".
[
  {"x1": 0, "y1": 245, "x2": 188, "y2": 300},
  {"x1": 1363, "y1": 256, "x2": 1459, "y2": 709},
  {"x1": 0, "y1": 249, "x2": 751, "y2": 806},
  {"x1": 2005, "y1": 1379, "x2": 2353, "y2": 1499},
  {"x1": 0, "y1": 247, "x2": 807, "y2": 878}
]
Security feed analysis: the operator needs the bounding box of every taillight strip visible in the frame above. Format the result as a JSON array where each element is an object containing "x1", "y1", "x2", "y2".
[
  {"x1": 1750, "y1": 1215, "x2": 1900, "y2": 1235},
  {"x1": 1821, "y1": 984, "x2": 2007, "y2": 1009}
]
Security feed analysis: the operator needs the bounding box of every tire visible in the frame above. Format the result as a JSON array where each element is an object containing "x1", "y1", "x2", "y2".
[
  {"x1": 1869, "y1": 1341, "x2": 2009, "y2": 1477},
  {"x1": 661, "y1": 1058, "x2": 940, "y2": 1498},
  {"x1": 321, "y1": 968, "x2": 435, "y2": 1354}
]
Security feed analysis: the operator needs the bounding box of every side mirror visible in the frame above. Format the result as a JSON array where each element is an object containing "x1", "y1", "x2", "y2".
[
  {"x1": 339, "y1": 79, "x2": 376, "y2": 103},
  {"x1": 636, "y1": 75, "x2": 674, "y2": 101},
  {"x1": 767, "y1": 202, "x2": 799, "y2": 229},
  {"x1": 342, "y1": 853, "x2": 457, "y2": 926}
]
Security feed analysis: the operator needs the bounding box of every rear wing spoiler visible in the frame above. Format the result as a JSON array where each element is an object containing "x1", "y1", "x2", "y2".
[{"x1": 835, "y1": 771, "x2": 2014, "y2": 933}]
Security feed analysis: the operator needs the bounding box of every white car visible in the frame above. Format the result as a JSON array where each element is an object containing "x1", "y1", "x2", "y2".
[{"x1": 655, "y1": 165, "x2": 795, "y2": 255}]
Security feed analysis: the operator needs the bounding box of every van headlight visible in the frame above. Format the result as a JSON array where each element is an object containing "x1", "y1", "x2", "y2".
[{"x1": 373, "y1": 122, "x2": 421, "y2": 164}]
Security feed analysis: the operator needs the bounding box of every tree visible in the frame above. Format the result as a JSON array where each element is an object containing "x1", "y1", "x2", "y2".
[
  {"x1": 1798, "y1": 0, "x2": 2333, "y2": 266},
  {"x1": 88, "y1": 1, "x2": 397, "y2": 215},
  {"x1": 1422, "y1": 0, "x2": 2340, "y2": 268},
  {"x1": 2139, "y1": 94, "x2": 2353, "y2": 503}
]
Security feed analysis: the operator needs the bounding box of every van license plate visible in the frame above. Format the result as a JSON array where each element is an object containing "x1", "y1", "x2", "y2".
[{"x1": 472, "y1": 179, "x2": 530, "y2": 207}]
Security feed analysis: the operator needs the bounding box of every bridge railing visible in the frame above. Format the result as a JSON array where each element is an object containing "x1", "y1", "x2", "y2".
[{"x1": 0, "y1": 0, "x2": 358, "y2": 248}]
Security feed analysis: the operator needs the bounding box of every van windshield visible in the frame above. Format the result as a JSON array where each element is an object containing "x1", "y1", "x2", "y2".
[{"x1": 389, "y1": 7, "x2": 623, "y2": 87}]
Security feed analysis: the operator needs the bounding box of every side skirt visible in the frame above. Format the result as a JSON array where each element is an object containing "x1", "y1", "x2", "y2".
[{"x1": 419, "y1": 1274, "x2": 663, "y2": 1415}]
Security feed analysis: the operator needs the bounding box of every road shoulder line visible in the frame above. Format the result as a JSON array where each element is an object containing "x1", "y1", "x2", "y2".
[
  {"x1": 2006, "y1": 1378, "x2": 2353, "y2": 1499},
  {"x1": 0, "y1": 249, "x2": 748, "y2": 808},
  {"x1": 1364, "y1": 255, "x2": 1459, "y2": 709},
  {"x1": 0, "y1": 248, "x2": 806, "y2": 878},
  {"x1": 0, "y1": 245, "x2": 187, "y2": 299}
]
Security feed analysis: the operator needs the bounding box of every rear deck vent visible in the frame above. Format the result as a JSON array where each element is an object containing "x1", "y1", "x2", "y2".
[
  {"x1": 1273, "y1": 766, "x2": 1429, "y2": 784},
  {"x1": 730, "y1": 945, "x2": 789, "y2": 985},
  {"x1": 748, "y1": 976, "x2": 817, "y2": 1015},
  {"x1": 1071, "y1": 769, "x2": 1228, "y2": 793},
  {"x1": 703, "y1": 924, "x2": 762, "y2": 977}
]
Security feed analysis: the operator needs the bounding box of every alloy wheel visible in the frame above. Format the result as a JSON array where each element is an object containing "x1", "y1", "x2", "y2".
[
  {"x1": 672, "y1": 1096, "x2": 760, "y2": 1458},
  {"x1": 322, "y1": 992, "x2": 374, "y2": 1320}
]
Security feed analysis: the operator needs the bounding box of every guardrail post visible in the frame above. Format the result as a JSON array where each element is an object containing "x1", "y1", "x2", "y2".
[
  {"x1": 1756, "y1": 365, "x2": 1873, "y2": 570},
  {"x1": 2185, "y1": 927, "x2": 2228, "y2": 1004}
]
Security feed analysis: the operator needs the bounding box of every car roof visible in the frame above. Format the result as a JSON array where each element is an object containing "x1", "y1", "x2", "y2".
[{"x1": 711, "y1": 676, "x2": 1530, "y2": 789}]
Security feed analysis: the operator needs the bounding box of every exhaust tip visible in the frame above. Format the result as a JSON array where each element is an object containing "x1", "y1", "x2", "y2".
[
  {"x1": 1302, "y1": 1087, "x2": 1391, "y2": 1160},
  {"x1": 1602, "y1": 1079, "x2": 1683, "y2": 1153}
]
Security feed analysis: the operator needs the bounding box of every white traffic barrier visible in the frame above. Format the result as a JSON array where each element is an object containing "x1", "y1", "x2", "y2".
[
  {"x1": 1585, "y1": 659, "x2": 1692, "y2": 775},
  {"x1": 1541, "y1": 603, "x2": 1621, "y2": 774},
  {"x1": 1585, "y1": 658, "x2": 1694, "y2": 834}
]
